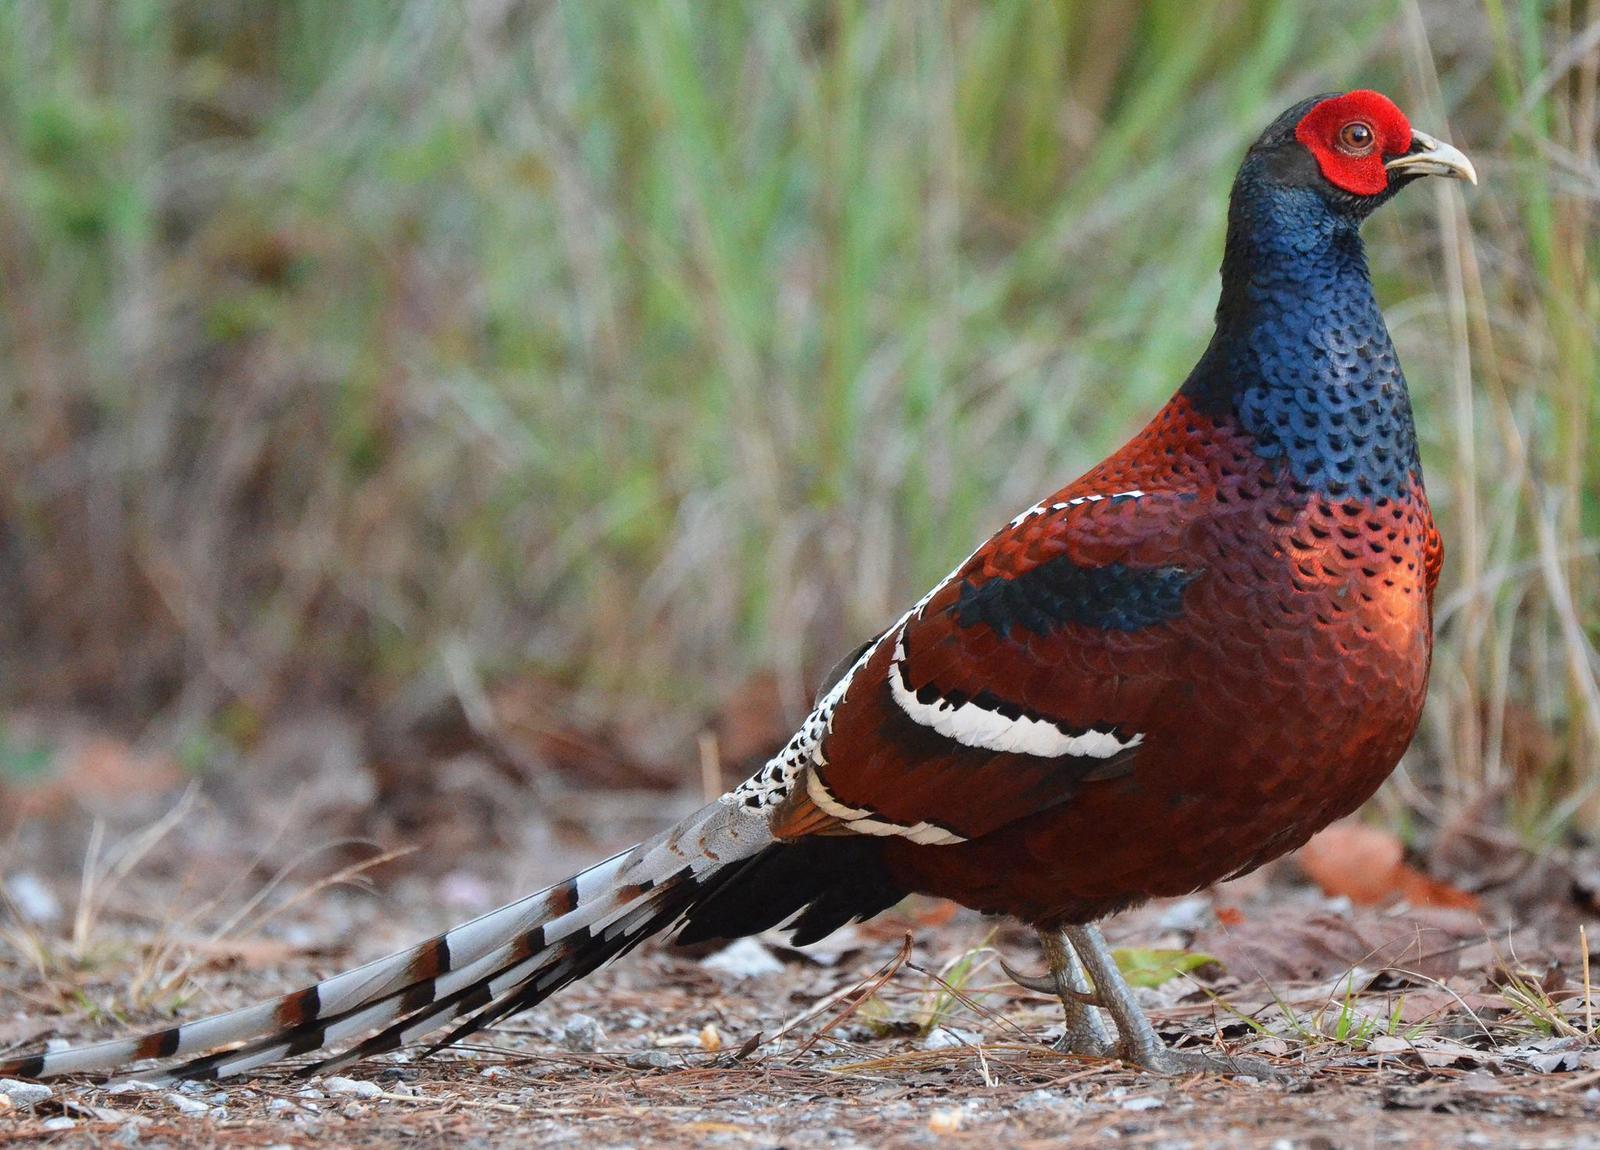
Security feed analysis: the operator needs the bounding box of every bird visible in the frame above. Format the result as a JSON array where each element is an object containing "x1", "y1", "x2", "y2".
[{"x1": 0, "y1": 90, "x2": 1474, "y2": 1083}]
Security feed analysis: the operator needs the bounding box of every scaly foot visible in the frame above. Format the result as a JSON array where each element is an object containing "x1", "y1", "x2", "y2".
[{"x1": 1117, "y1": 1039, "x2": 1282, "y2": 1080}]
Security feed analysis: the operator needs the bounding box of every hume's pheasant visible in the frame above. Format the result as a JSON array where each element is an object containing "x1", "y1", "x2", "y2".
[{"x1": 1, "y1": 90, "x2": 1474, "y2": 1082}]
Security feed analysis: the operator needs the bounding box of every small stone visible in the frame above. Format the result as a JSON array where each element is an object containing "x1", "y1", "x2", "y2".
[
  {"x1": 1155, "y1": 896, "x2": 1212, "y2": 933},
  {"x1": 927, "y1": 1108, "x2": 963, "y2": 1134},
  {"x1": 700, "y1": 938, "x2": 783, "y2": 979},
  {"x1": 1121, "y1": 1095, "x2": 1165, "y2": 1111},
  {"x1": 561, "y1": 1014, "x2": 605, "y2": 1052},
  {"x1": 78, "y1": 1105, "x2": 130, "y2": 1122},
  {"x1": 165, "y1": 1091, "x2": 211, "y2": 1116},
  {"x1": 114, "y1": 1124, "x2": 143, "y2": 1147},
  {"x1": 624, "y1": 1050, "x2": 674, "y2": 1070},
  {"x1": 325, "y1": 1076, "x2": 382, "y2": 1099},
  {"x1": 922, "y1": 1026, "x2": 979, "y2": 1050},
  {"x1": 268, "y1": 1098, "x2": 298, "y2": 1114},
  {"x1": 0, "y1": 1079, "x2": 52, "y2": 1108},
  {"x1": 41, "y1": 1117, "x2": 76, "y2": 1131},
  {"x1": 105, "y1": 1080, "x2": 160, "y2": 1095}
]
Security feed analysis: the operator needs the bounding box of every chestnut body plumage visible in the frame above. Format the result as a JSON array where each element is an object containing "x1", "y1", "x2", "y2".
[{"x1": 0, "y1": 90, "x2": 1474, "y2": 1083}]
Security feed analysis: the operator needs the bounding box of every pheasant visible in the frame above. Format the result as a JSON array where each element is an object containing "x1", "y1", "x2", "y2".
[{"x1": 1, "y1": 90, "x2": 1474, "y2": 1082}]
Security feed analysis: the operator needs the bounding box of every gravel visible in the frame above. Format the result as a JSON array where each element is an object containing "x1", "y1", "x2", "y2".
[
  {"x1": 561, "y1": 1012, "x2": 606, "y2": 1052},
  {"x1": 326, "y1": 1076, "x2": 384, "y2": 1099},
  {"x1": 699, "y1": 938, "x2": 784, "y2": 979},
  {"x1": 623, "y1": 1050, "x2": 674, "y2": 1070},
  {"x1": 0, "y1": 1079, "x2": 53, "y2": 1108},
  {"x1": 165, "y1": 1091, "x2": 212, "y2": 1116}
]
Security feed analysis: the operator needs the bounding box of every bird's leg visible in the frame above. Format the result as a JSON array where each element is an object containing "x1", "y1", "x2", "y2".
[
  {"x1": 1061, "y1": 924, "x2": 1279, "y2": 1079},
  {"x1": 1002, "y1": 928, "x2": 1114, "y2": 1057},
  {"x1": 1040, "y1": 928, "x2": 1115, "y2": 1056}
]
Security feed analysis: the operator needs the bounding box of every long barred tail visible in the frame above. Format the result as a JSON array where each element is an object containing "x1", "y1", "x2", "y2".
[{"x1": 0, "y1": 800, "x2": 780, "y2": 1083}]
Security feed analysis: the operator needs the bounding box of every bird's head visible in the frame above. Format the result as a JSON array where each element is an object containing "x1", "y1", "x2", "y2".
[{"x1": 1245, "y1": 90, "x2": 1476, "y2": 219}]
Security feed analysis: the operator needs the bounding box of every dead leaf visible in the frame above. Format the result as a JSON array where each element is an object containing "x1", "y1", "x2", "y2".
[
  {"x1": 1410, "y1": 1036, "x2": 1487, "y2": 1068},
  {"x1": 1390, "y1": 986, "x2": 1502, "y2": 1025},
  {"x1": 1195, "y1": 908, "x2": 1481, "y2": 984},
  {"x1": 1297, "y1": 821, "x2": 1478, "y2": 911}
]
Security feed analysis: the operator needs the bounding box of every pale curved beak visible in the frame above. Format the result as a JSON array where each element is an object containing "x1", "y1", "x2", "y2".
[{"x1": 1385, "y1": 129, "x2": 1477, "y2": 186}]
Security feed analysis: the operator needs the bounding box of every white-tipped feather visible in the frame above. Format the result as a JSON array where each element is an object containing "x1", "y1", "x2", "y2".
[{"x1": 4, "y1": 801, "x2": 774, "y2": 1081}]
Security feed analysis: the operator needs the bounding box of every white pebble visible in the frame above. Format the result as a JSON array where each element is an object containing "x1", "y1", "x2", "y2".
[
  {"x1": 41, "y1": 1117, "x2": 76, "y2": 1131},
  {"x1": 561, "y1": 1013, "x2": 606, "y2": 1052},
  {"x1": 324, "y1": 1076, "x2": 382, "y2": 1099},
  {"x1": 700, "y1": 938, "x2": 783, "y2": 979},
  {"x1": 105, "y1": 1080, "x2": 160, "y2": 1095},
  {"x1": 1121, "y1": 1095, "x2": 1165, "y2": 1111},
  {"x1": 0, "y1": 1079, "x2": 52, "y2": 1107},
  {"x1": 165, "y1": 1092, "x2": 211, "y2": 1116},
  {"x1": 922, "y1": 1026, "x2": 979, "y2": 1050}
]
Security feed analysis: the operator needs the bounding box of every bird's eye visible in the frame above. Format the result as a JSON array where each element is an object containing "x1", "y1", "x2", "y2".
[{"x1": 1337, "y1": 121, "x2": 1375, "y2": 155}]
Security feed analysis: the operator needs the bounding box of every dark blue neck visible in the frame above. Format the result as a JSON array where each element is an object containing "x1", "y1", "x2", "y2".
[{"x1": 1179, "y1": 162, "x2": 1423, "y2": 502}]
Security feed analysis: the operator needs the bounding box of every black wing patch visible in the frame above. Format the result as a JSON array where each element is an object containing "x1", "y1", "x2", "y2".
[{"x1": 952, "y1": 559, "x2": 1198, "y2": 638}]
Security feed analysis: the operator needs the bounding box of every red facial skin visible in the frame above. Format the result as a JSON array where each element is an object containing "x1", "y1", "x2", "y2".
[
  {"x1": 1294, "y1": 90, "x2": 1413, "y2": 196},
  {"x1": 776, "y1": 397, "x2": 1440, "y2": 927}
]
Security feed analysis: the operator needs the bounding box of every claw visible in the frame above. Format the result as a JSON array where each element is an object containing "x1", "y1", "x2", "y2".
[
  {"x1": 1122, "y1": 1043, "x2": 1285, "y2": 1081},
  {"x1": 1000, "y1": 957, "x2": 1098, "y2": 1004}
]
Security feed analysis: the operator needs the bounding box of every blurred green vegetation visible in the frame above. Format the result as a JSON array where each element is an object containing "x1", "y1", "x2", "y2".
[{"x1": 0, "y1": 2, "x2": 1595, "y2": 834}]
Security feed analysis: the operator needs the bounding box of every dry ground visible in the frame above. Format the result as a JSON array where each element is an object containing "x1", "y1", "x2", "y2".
[{"x1": 2, "y1": 782, "x2": 1599, "y2": 1150}]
